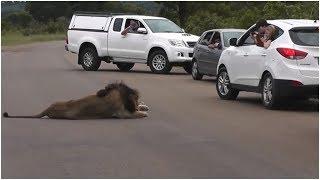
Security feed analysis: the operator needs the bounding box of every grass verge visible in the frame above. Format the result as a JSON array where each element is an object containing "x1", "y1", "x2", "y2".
[{"x1": 2, "y1": 31, "x2": 65, "y2": 46}]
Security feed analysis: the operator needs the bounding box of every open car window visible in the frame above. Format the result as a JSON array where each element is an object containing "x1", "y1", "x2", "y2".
[
  {"x1": 124, "y1": 19, "x2": 145, "y2": 33},
  {"x1": 200, "y1": 31, "x2": 213, "y2": 46},
  {"x1": 211, "y1": 32, "x2": 221, "y2": 43},
  {"x1": 199, "y1": 31, "x2": 214, "y2": 46},
  {"x1": 238, "y1": 24, "x2": 284, "y2": 46}
]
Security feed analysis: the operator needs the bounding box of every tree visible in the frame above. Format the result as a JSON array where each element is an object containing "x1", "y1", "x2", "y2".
[
  {"x1": 157, "y1": 1, "x2": 198, "y2": 27},
  {"x1": 3, "y1": 11, "x2": 33, "y2": 28},
  {"x1": 185, "y1": 11, "x2": 223, "y2": 35},
  {"x1": 25, "y1": 2, "x2": 70, "y2": 22}
]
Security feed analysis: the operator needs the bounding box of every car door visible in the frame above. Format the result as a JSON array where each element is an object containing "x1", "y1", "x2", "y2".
[
  {"x1": 108, "y1": 18, "x2": 149, "y2": 61},
  {"x1": 108, "y1": 17, "x2": 125, "y2": 58},
  {"x1": 230, "y1": 29, "x2": 266, "y2": 86},
  {"x1": 227, "y1": 30, "x2": 255, "y2": 85},
  {"x1": 244, "y1": 45, "x2": 267, "y2": 86},
  {"x1": 206, "y1": 31, "x2": 223, "y2": 75},
  {"x1": 196, "y1": 31, "x2": 214, "y2": 74}
]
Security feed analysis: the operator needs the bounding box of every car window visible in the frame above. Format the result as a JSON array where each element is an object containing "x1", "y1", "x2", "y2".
[
  {"x1": 238, "y1": 24, "x2": 284, "y2": 46},
  {"x1": 243, "y1": 34, "x2": 255, "y2": 45},
  {"x1": 143, "y1": 19, "x2": 183, "y2": 33},
  {"x1": 199, "y1": 31, "x2": 213, "y2": 45},
  {"x1": 223, "y1": 31, "x2": 245, "y2": 47},
  {"x1": 124, "y1": 18, "x2": 145, "y2": 34},
  {"x1": 289, "y1": 27, "x2": 319, "y2": 46},
  {"x1": 113, "y1": 18, "x2": 123, "y2": 32}
]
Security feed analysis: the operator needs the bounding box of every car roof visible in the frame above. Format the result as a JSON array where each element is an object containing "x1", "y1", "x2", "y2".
[
  {"x1": 268, "y1": 19, "x2": 319, "y2": 30},
  {"x1": 113, "y1": 15, "x2": 167, "y2": 20},
  {"x1": 203, "y1": 29, "x2": 246, "y2": 34}
]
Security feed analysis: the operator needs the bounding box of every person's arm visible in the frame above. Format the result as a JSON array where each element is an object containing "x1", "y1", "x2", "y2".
[
  {"x1": 208, "y1": 44, "x2": 214, "y2": 49},
  {"x1": 255, "y1": 36, "x2": 264, "y2": 47},
  {"x1": 121, "y1": 26, "x2": 131, "y2": 36}
]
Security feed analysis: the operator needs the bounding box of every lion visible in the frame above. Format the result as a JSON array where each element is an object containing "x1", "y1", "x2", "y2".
[{"x1": 3, "y1": 82, "x2": 149, "y2": 119}]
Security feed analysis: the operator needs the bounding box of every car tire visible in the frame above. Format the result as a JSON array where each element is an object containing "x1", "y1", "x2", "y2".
[
  {"x1": 191, "y1": 60, "x2": 203, "y2": 80},
  {"x1": 116, "y1": 63, "x2": 135, "y2": 71},
  {"x1": 183, "y1": 62, "x2": 193, "y2": 74},
  {"x1": 80, "y1": 47, "x2": 101, "y2": 71},
  {"x1": 149, "y1": 50, "x2": 172, "y2": 74},
  {"x1": 261, "y1": 73, "x2": 282, "y2": 109},
  {"x1": 216, "y1": 67, "x2": 239, "y2": 100}
]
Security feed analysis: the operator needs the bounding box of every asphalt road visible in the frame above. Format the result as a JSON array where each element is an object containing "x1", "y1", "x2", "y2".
[{"x1": 2, "y1": 41, "x2": 319, "y2": 178}]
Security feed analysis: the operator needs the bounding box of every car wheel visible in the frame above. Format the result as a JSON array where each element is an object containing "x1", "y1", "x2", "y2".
[
  {"x1": 191, "y1": 60, "x2": 203, "y2": 80},
  {"x1": 216, "y1": 67, "x2": 239, "y2": 100},
  {"x1": 80, "y1": 47, "x2": 101, "y2": 71},
  {"x1": 183, "y1": 62, "x2": 193, "y2": 74},
  {"x1": 116, "y1": 63, "x2": 135, "y2": 71},
  {"x1": 261, "y1": 73, "x2": 281, "y2": 109},
  {"x1": 149, "y1": 50, "x2": 172, "y2": 74}
]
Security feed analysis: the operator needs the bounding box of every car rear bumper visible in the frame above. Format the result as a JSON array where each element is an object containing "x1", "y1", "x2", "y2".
[{"x1": 274, "y1": 79, "x2": 319, "y2": 97}]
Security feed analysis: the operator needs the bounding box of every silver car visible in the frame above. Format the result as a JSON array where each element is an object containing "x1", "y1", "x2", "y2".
[{"x1": 191, "y1": 29, "x2": 246, "y2": 80}]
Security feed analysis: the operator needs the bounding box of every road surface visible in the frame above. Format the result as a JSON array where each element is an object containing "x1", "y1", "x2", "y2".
[{"x1": 2, "y1": 41, "x2": 318, "y2": 178}]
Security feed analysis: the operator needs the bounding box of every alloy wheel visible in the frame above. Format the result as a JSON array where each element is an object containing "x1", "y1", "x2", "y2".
[
  {"x1": 263, "y1": 77, "x2": 273, "y2": 104},
  {"x1": 83, "y1": 52, "x2": 94, "y2": 67},
  {"x1": 152, "y1": 54, "x2": 166, "y2": 71},
  {"x1": 218, "y1": 71, "x2": 230, "y2": 95}
]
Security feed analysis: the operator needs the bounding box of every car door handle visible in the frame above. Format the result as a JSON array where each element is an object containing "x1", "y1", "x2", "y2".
[
  {"x1": 261, "y1": 54, "x2": 267, "y2": 56},
  {"x1": 243, "y1": 54, "x2": 248, "y2": 57}
]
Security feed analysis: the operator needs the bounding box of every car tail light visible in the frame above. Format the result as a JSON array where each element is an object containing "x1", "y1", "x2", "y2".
[
  {"x1": 65, "y1": 35, "x2": 68, "y2": 44},
  {"x1": 276, "y1": 48, "x2": 308, "y2": 60}
]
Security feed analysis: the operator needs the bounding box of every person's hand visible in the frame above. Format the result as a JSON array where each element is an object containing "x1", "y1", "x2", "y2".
[{"x1": 208, "y1": 44, "x2": 214, "y2": 49}]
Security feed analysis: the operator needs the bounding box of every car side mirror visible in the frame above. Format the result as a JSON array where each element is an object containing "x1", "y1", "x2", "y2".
[
  {"x1": 182, "y1": 28, "x2": 185, "y2": 33},
  {"x1": 229, "y1": 38, "x2": 237, "y2": 46},
  {"x1": 137, "y1": 28, "x2": 147, "y2": 34}
]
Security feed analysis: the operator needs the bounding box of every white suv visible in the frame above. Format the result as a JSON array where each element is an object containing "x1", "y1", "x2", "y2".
[
  {"x1": 216, "y1": 19, "x2": 319, "y2": 109},
  {"x1": 66, "y1": 12, "x2": 199, "y2": 73}
]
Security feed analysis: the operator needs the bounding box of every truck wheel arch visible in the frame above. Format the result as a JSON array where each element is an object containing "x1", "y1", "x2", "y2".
[
  {"x1": 78, "y1": 42, "x2": 97, "y2": 65},
  {"x1": 147, "y1": 47, "x2": 168, "y2": 66},
  {"x1": 218, "y1": 64, "x2": 226, "y2": 72}
]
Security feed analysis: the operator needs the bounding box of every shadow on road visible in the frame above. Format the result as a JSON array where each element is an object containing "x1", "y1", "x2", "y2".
[
  {"x1": 68, "y1": 68, "x2": 188, "y2": 76},
  {"x1": 236, "y1": 97, "x2": 319, "y2": 112}
]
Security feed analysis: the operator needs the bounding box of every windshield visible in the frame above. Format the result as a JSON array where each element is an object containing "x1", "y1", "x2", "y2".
[
  {"x1": 144, "y1": 19, "x2": 183, "y2": 33},
  {"x1": 223, "y1": 31, "x2": 245, "y2": 47},
  {"x1": 289, "y1": 27, "x2": 319, "y2": 46}
]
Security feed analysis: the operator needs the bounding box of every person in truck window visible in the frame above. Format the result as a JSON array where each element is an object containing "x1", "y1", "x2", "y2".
[
  {"x1": 254, "y1": 25, "x2": 277, "y2": 49},
  {"x1": 121, "y1": 20, "x2": 139, "y2": 36}
]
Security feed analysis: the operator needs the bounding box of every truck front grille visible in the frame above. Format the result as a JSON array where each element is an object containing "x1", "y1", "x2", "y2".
[{"x1": 187, "y1": 42, "x2": 196, "y2": 48}]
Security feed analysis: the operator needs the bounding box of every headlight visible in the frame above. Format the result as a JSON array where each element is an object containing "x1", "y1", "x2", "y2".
[{"x1": 168, "y1": 39, "x2": 186, "y2": 47}]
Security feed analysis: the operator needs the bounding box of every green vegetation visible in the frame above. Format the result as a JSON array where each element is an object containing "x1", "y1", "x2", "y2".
[
  {"x1": 2, "y1": 31, "x2": 65, "y2": 46},
  {"x1": 1, "y1": 1, "x2": 318, "y2": 45},
  {"x1": 158, "y1": 1, "x2": 319, "y2": 35}
]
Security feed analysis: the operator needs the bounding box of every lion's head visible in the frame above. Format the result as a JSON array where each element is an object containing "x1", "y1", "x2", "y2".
[{"x1": 96, "y1": 82, "x2": 140, "y2": 112}]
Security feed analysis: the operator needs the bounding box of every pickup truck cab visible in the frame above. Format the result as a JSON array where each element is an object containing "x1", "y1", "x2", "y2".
[{"x1": 65, "y1": 12, "x2": 200, "y2": 73}]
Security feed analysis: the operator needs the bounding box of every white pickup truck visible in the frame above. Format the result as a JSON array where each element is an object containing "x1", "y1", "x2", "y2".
[{"x1": 65, "y1": 12, "x2": 199, "y2": 73}]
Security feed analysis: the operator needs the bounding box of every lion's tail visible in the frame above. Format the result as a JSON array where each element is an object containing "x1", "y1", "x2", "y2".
[{"x1": 3, "y1": 111, "x2": 46, "y2": 119}]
